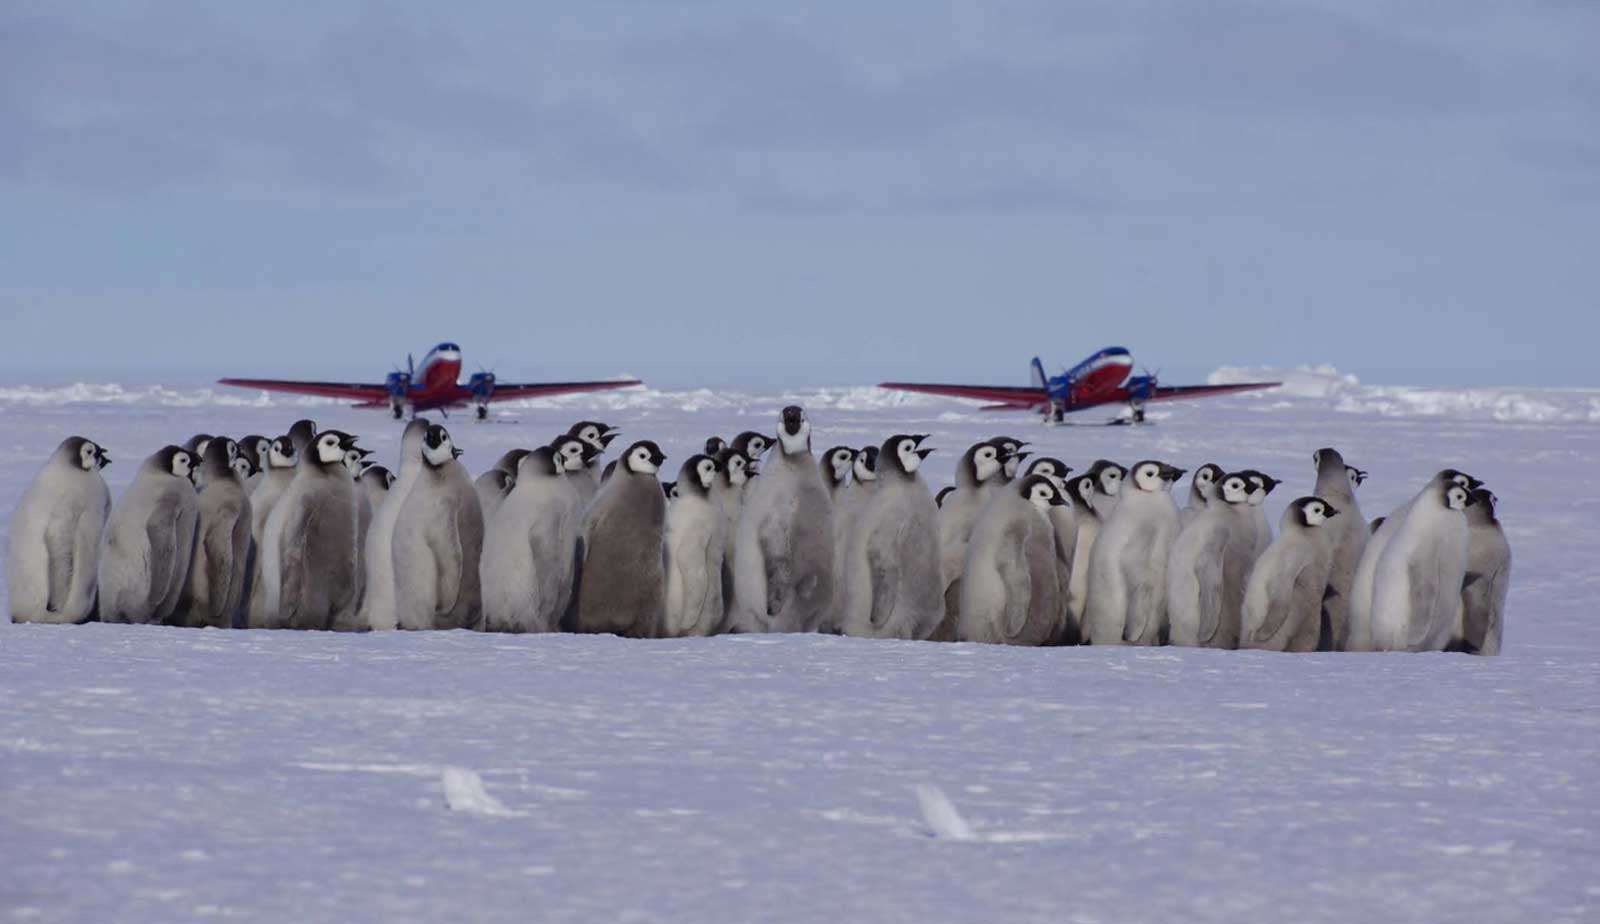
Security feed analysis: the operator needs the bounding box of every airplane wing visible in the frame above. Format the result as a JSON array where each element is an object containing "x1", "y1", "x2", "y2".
[
  {"x1": 877, "y1": 382, "x2": 1046, "y2": 409},
  {"x1": 1146, "y1": 382, "x2": 1281, "y2": 402},
  {"x1": 216, "y1": 378, "x2": 390, "y2": 403},
  {"x1": 476, "y1": 379, "x2": 644, "y2": 402}
]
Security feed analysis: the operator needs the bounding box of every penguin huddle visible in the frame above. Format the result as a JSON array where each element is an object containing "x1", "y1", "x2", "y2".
[{"x1": 6, "y1": 420, "x2": 1511, "y2": 655}]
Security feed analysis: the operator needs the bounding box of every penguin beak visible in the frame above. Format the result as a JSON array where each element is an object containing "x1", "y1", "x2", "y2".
[
  {"x1": 1012, "y1": 451, "x2": 1031, "y2": 464},
  {"x1": 451, "y1": 446, "x2": 465, "y2": 459},
  {"x1": 916, "y1": 448, "x2": 936, "y2": 460},
  {"x1": 1050, "y1": 492, "x2": 1068, "y2": 507},
  {"x1": 100, "y1": 454, "x2": 112, "y2": 467},
  {"x1": 1162, "y1": 465, "x2": 1187, "y2": 482},
  {"x1": 651, "y1": 449, "x2": 668, "y2": 468},
  {"x1": 912, "y1": 434, "x2": 931, "y2": 445},
  {"x1": 356, "y1": 447, "x2": 374, "y2": 459},
  {"x1": 1262, "y1": 476, "x2": 1280, "y2": 493},
  {"x1": 1325, "y1": 505, "x2": 1341, "y2": 518},
  {"x1": 599, "y1": 428, "x2": 621, "y2": 447}
]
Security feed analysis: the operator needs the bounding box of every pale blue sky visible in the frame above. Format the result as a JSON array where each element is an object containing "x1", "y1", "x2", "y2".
[{"x1": 4, "y1": 1, "x2": 1596, "y2": 387}]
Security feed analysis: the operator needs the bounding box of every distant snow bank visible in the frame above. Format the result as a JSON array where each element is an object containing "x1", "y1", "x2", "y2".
[{"x1": 1208, "y1": 365, "x2": 1600, "y2": 424}]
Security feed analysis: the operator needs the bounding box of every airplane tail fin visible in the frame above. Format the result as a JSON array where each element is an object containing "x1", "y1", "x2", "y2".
[{"x1": 1030, "y1": 357, "x2": 1048, "y2": 390}]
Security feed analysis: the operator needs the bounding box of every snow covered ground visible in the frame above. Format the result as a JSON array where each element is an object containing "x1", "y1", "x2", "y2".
[{"x1": 3, "y1": 373, "x2": 1598, "y2": 923}]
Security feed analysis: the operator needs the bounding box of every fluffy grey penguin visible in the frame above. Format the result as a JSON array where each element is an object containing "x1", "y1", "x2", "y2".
[
  {"x1": 474, "y1": 468, "x2": 516, "y2": 524},
  {"x1": 732, "y1": 406, "x2": 835, "y2": 634},
  {"x1": 1065, "y1": 462, "x2": 1126, "y2": 631},
  {"x1": 1347, "y1": 468, "x2": 1481, "y2": 651},
  {"x1": 1369, "y1": 480, "x2": 1474, "y2": 652},
  {"x1": 393, "y1": 424, "x2": 484, "y2": 631},
  {"x1": 354, "y1": 419, "x2": 430, "y2": 631},
  {"x1": 1083, "y1": 460, "x2": 1184, "y2": 646},
  {"x1": 705, "y1": 436, "x2": 728, "y2": 457},
  {"x1": 820, "y1": 446, "x2": 856, "y2": 502},
  {"x1": 183, "y1": 433, "x2": 214, "y2": 459},
  {"x1": 566, "y1": 420, "x2": 620, "y2": 507},
  {"x1": 176, "y1": 438, "x2": 252, "y2": 629},
  {"x1": 711, "y1": 446, "x2": 754, "y2": 630},
  {"x1": 286, "y1": 419, "x2": 318, "y2": 458},
  {"x1": 958, "y1": 474, "x2": 1069, "y2": 645},
  {"x1": 1179, "y1": 463, "x2": 1226, "y2": 530},
  {"x1": 1310, "y1": 448, "x2": 1368, "y2": 650},
  {"x1": 97, "y1": 446, "x2": 199, "y2": 624},
  {"x1": 988, "y1": 437, "x2": 1030, "y2": 483},
  {"x1": 933, "y1": 440, "x2": 1010, "y2": 639},
  {"x1": 662, "y1": 453, "x2": 727, "y2": 637},
  {"x1": 237, "y1": 435, "x2": 270, "y2": 491},
  {"x1": 342, "y1": 463, "x2": 394, "y2": 620},
  {"x1": 1239, "y1": 496, "x2": 1341, "y2": 652},
  {"x1": 825, "y1": 445, "x2": 880, "y2": 634},
  {"x1": 730, "y1": 431, "x2": 773, "y2": 466},
  {"x1": 573, "y1": 439, "x2": 669, "y2": 637},
  {"x1": 1239, "y1": 470, "x2": 1281, "y2": 559},
  {"x1": 260, "y1": 430, "x2": 362, "y2": 630},
  {"x1": 1455, "y1": 488, "x2": 1509, "y2": 656},
  {"x1": 243, "y1": 436, "x2": 299, "y2": 627},
  {"x1": 1166, "y1": 471, "x2": 1255, "y2": 649},
  {"x1": 840, "y1": 434, "x2": 941, "y2": 640},
  {"x1": 7, "y1": 437, "x2": 112, "y2": 624},
  {"x1": 492, "y1": 448, "x2": 531, "y2": 476},
  {"x1": 231, "y1": 450, "x2": 258, "y2": 484},
  {"x1": 482, "y1": 441, "x2": 586, "y2": 633},
  {"x1": 1023, "y1": 457, "x2": 1079, "y2": 643}
]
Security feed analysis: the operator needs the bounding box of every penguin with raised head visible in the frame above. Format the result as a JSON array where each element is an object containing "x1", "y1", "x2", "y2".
[
  {"x1": 286, "y1": 419, "x2": 318, "y2": 457},
  {"x1": 392, "y1": 424, "x2": 484, "y2": 631},
  {"x1": 98, "y1": 446, "x2": 198, "y2": 624},
  {"x1": 573, "y1": 440, "x2": 669, "y2": 636},
  {"x1": 1240, "y1": 496, "x2": 1340, "y2": 652},
  {"x1": 1166, "y1": 472, "x2": 1254, "y2": 649},
  {"x1": 1369, "y1": 480, "x2": 1475, "y2": 652},
  {"x1": 567, "y1": 421, "x2": 620, "y2": 506},
  {"x1": 1347, "y1": 468, "x2": 1482, "y2": 651},
  {"x1": 730, "y1": 431, "x2": 772, "y2": 468},
  {"x1": 177, "y1": 438, "x2": 252, "y2": 628},
  {"x1": 933, "y1": 440, "x2": 1010, "y2": 639},
  {"x1": 820, "y1": 446, "x2": 856, "y2": 502},
  {"x1": 840, "y1": 434, "x2": 941, "y2": 639},
  {"x1": 7, "y1": 437, "x2": 112, "y2": 624},
  {"x1": 1179, "y1": 463, "x2": 1226, "y2": 530},
  {"x1": 482, "y1": 441, "x2": 586, "y2": 633},
  {"x1": 243, "y1": 436, "x2": 298, "y2": 627},
  {"x1": 1310, "y1": 448, "x2": 1368, "y2": 650},
  {"x1": 260, "y1": 430, "x2": 362, "y2": 630},
  {"x1": 1083, "y1": 460, "x2": 1184, "y2": 646},
  {"x1": 662, "y1": 453, "x2": 726, "y2": 637},
  {"x1": 958, "y1": 475, "x2": 1069, "y2": 645},
  {"x1": 1023, "y1": 457, "x2": 1079, "y2": 643},
  {"x1": 989, "y1": 437, "x2": 1029, "y2": 483},
  {"x1": 352, "y1": 419, "x2": 430, "y2": 631},
  {"x1": 732, "y1": 406, "x2": 835, "y2": 634},
  {"x1": 1239, "y1": 470, "x2": 1281, "y2": 559},
  {"x1": 1455, "y1": 488, "x2": 1509, "y2": 655}
]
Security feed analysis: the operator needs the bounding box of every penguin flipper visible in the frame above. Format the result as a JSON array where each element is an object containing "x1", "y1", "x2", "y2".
[
  {"x1": 996, "y1": 521, "x2": 1033, "y2": 641},
  {"x1": 1402, "y1": 556, "x2": 1435, "y2": 650},
  {"x1": 865, "y1": 523, "x2": 902, "y2": 634},
  {"x1": 44, "y1": 518, "x2": 75, "y2": 614},
  {"x1": 431, "y1": 509, "x2": 465, "y2": 619},
  {"x1": 201, "y1": 517, "x2": 237, "y2": 623},
  {"x1": 142, "y1": 495, "x2": 183, "y2": 616}
]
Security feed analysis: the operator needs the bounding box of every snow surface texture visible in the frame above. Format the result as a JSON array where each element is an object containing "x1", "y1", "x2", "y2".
[{"x1": 3, "y1": 371, "x2": 1598, "y2": 923}]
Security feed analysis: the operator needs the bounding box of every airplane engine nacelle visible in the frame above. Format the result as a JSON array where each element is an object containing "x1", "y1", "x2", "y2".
[
  {"x1": 1125, "y1": 375, "x2": 1157, "y2": 402},
  {"x1": 385, "y1": 371, "x2": 411, "y2": 398},
  {"x1": 468, "y1": 371, "x2": 496, "y2": 400}
]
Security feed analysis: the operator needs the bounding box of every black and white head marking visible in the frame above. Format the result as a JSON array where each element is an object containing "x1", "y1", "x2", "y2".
[
  {"x1": 823, "y1": 446, "x2": 856, "y2": 485},
  {"x1": 1129, "y1": 460, "x2": 1179, "y2": 492},
  {"x1": 680, "y1": 453, "x2": 718, "y2": 493},
  {"x1": 1240, "y1": 470, "x2": 1279, "y2": 505},
  {"x1": 549, "y1": 436, "x2": 588, "y2": 473},
  {"x1": 1088, "y1": 460, "x2": 1126, "y2": 497},
  {"x1": 881, "y1": 434, "x2": 932, "y2": 477},
  {"x1": 732, "y1": 431, "x2": 772, "y2": 462},
  {"x1": 314, "y1": 430, "x2": 360, "y2": 467},
  {"x1": 420, "y1": 425, "x2": 458, "y2": 468},
  {"x1": 1438, "y1": 468, "x2": 1484, "y2": 491},
  {"x1": 1024, "y1": 457, "x2": 1073, "y2": 491},
  {"x1": 1443, "y1": 482, "x2": 1474, "y2": 511},
  {"x1": 623, "y1": 440, "x2": 667, "y2": 476},
  {"x1": 704, "y1": 436, "x2": 728, "y2": 457},
  {"x1": 157, "y1": 446, "x2": 196, "y2": 484},
  {"x1": 776, "y1": 406, "x2": 810, "y2": 455},
  {"x1": 1293, "y1": 496, "x2": 1339, "y2": 527},
  {"x1": 1218, "y1": 473, "x2": 1252, "y2": 504},
  {"x1": 568, "y1": 421, "x2": 618, "y2": 453},
  {"x1": 67, "y1": 437, "x2": 109, "y2": 471},
  {"x1": 1020, "y1": 474, "x2": 1066, "y2": 513},
  {"x1": 717, "y1": 449, "x2": 749, "y2": 486},
  {"x1": 965, "y1": 442, "x2": 1004, "y2": 484},
  {"x1": 268, "y1": 437, "x2": 297, "y2": 469},
  {"x1": 853, "y1": 445, "x2": 879, "y2": 483}
]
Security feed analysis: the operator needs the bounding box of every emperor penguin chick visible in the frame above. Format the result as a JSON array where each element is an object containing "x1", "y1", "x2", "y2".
[
  {"x1": 178, "y1": 438, "x2": 253, "y2": 628},
  {"x1": 1023, "y1": 457, "x2": 1078, "y2": 643},
  {"x1": 7, "y1": 436, "x2": 112, "y2": 624},
  {"x1": 567, "y1": 420, "x2": 621, "y2": 508},
  {"x1": 841, "y1": 435, "x2": 941, "y2": 640},
  {"x1": 1239, "y1": 470, "x2": 1281, "y2": 559},
  {"x1": 1083, "y1": 460, "x2": 1184, "y2": 646},
  {"x1": 822, "y1": 444, "x2": 877, "y2": 634},
  {"x1": 262, "y1": 430, "x2": 362, "y2": 630},
  {"x1": 662, "y1": 453, "x2": 727, "y2": 637},
  {"x1": 1240, "y1": 496, "x2": 1341, "y2": 652},
  {"x1": 98, "y1": 446, "x2": 198, "y2": 624},
  {"x1": 711, "y1": 447, "x2": 753, "y2": 630},
  {"x1": 1166, "y1": 472, "x2": 1254, "y2": 649},
  {"x1": 573, "y1": 440, "x2": 669, "y2": 637},
  {"x1": 957, "y1": 475, "x2": 1069, "y2": 646},
  {"x1": 481, "y1": 441, "x2": 585, "y2": 633},
  {"x1": 354, "y1": 419, "x2": 430, "y2": 631},
  {"x1": 1179, "y1": 463, "x2": 1226, "y2": 530},
  {"x1": 474, "y1": 467, "x2": 516, "y2": 524},
  {"x1": 237, "y1": 435, "x2": 271, "y2": 492},
  {"x1": 1065, "y1": 463, "x2": 1127, "y2": 636},
  {"x1": 393, "y1": 424, "x2": 484, "y2": 631},
  {"x1": 244, "y1": 436, "x2": 298, "y2": 627},
  {"x1": 1310, "y1": 448, "x2": 1368, "y2": 650},
  {"x1": 933, "y1": 440, "x2": 1010, "y2": 639},
  {"x1": 1455, "y1": 488, "x2": 1510, "y2": 656},
  {"x1": 732, "y1": 406, "x2": 835, "y2": 633},
  {"x1": 819, "y1": 446, "x2": 856, "y2": 503},
  {"x1": 1369, "y1": 480, "x2": 1474, "y2": 652}
]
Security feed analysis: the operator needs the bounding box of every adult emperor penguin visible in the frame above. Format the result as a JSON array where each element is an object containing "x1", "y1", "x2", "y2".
[
  {"x1": 1179, "y1": 463, "x2": 1226, "y2": 530},
  {"x1": 662, "y1": 453, "x2": 726, "y2": 637},
  {"x1": 176, "y1": 438, "x2": 252, "y2": 628},
  {"x1": 1083, "y1": 460, "x2": 1184, "y2": 646},
  {"x1": 1347, "y1": 468, "x2": 1482, "y2": 651},
  {"x1": 7, "y1": 436, "x2": 112, "y2": 623},
  {"x1": 474, "y1": 468, "x2": 516, "y2": 524},
  {"x1": 573, "y1": 439, "x2": 669, "y2": 637},
  {"x1": 98, "y1": 446, "x2": 199, "y2": 624},
  {"x1": 933, "y1": 440, "x2": 1010, "y2": 639},
  {"x1": 1455, "y1": 488, "x2": 1510, "y2": 655},
  {"x1": 958, "y1": 474, "x2": 1070, "y2": 646},
  {"x1": 1369, "y1": 480, "x2": 1474, "y2": 652},
  {"x1": 1166, "y1": 472, "x2": 1254, "y2": 649},
  {"x1": 353, "y1": 419, "x2": 430, "y2": 631},
  {"x1": 243, "y1": 436, "x2": 298, "y2": 627},
  {"x1": 1239, "y1": 470, "x2": 1281, "y2": 559},
  {"x1": 1023, "y1": 457, "x2": 1079, "y2": 643},
  {"x1": 840, "y1": 434, "x2": 941, "y2": 640},
  {"x1": 1239, "y1": 496, "x2": 1341, "y2": 652},
  {"x1": 482, "y1": 443, "x2": 585, "y2": 633},
  {"x1": 392, "y1": 424, "x2": 484, "y2": 631},
  {"x1": 1310, "y1": 448, "x2": 1368, "y2": 650},
  {"x1": 261, "y1": 430, "x2": 362, "y2": 630},
  {"x1": 732, "y1": 406, "x2": 835, "y2": 634},
  {"x1": 820, "y1": 446, "x2": 856, "y2": 503}
]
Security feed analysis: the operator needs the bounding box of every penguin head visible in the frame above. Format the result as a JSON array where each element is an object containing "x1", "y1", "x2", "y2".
[
  {"x1": 676, "y1": 454, "x2": 718, "y2": 495},
  {"x1": 963, "y1": 442, "x2": 1004, "y2": 485},
  {"x1": 516, "y1": 446, "x2": 563, "y2": 481},
  {"x1": 1191, "y1": 463, "x2": 1224, "y2": 498},
  {"x1": 1024, "y1": 457, "x2": 1073, "y2": 491},
  {"x1": 341, "y1": 447, "x2": 366, "y2": 477},
  {"x1": 1070, "y1": 474, "x2": 1098, "y2": 510},
  {"x1": 853, "y1": 445, "x2": 880, "y2": 483},
  {"x1": 663, "y1": 481, "x2": 678, "y2": 500},
  {"x1": 1311, "y1": 447, "x2": 1345, "y2": 476},
  {"x1": 718, "y1": 449, "x2": 750, "y2": 487},
  {"x1": 623, "y1": 440, "x2": 667, "y2": 476},
  {"x1": 495, "y1": 448, "x2": 531, "y2": 476},
  {"x1": 1437, "y1": 468, "x2": 1484, "y2": 491},
  {"x1": 1442, "y1": 481, "x2": 1475, "y2": 511},
  {"x1": 1346, "y1": 465, "x2": 1368, "y2": 491},
  {"x1": 732, "y1": 431, "x2": 772, "y2": 462},
  {"x1": 1292, "y1": 496, "x2": 1340, "y2": 528},
  {"x1": 287, "y1": 419, "x2": 318, "y2": 455},
  {"x1": 568, "y1": 421, "x2": 618, "y2": 453},
  {"x1": 989, "y1": 437, "x2": 1029, "y2": 479},
  {"x1": 184, "y1": 434, "x2": 213, "y2": 459},
  {"x1": 313, "y1": 430, "x2": 360, "y2": 468},
  {"x1": 881, "y1": 434, "x2": 933, "y2": 477},
  {"x1": 547, "y1": 436, "x2": 588, "y2": 473},
  {"x1": 1089, "y1": 460, "x2": 1126, "y2": 497},
  {"x1": 361, "y1": 464, "x2": 396, "y2": 490},
  {"x1": 61, "y1": 437, "x2": 109, "y2": 471},
  {"x1": 935, "y1": 485, "x2": 956, "y2": 508},
  {"x1": 1218, "y1": 473, "x2": 1253, "y2": 504},
  {"x1": 776, "y1": 406, "x2": 811, "y2": 454},
  {"x1": 268, "y1": 437, "x2": 298, "y2": 469},
  {"x1": 238, "y1": 435, "x2": 268, "y2": 468},
  {"x1": 1020, "y1": 474, "x2": 1067, "y2": 513},
  {"x1": 421, "y1": 425, "x2": 459, "y2": 467},
  {"x1": 1469, "y1": 487, "x2": 1498, "y2": 522},
  {"x1": 1240, "y1": 470, "x2": 1279, "y2": 505},
  {"x1": 156, "y1": 446, "x2": 197, "y2": 484},
  {"x1": 823, "y1": 446, "x2": 857, "y2": 486},
  {"x1": 705, "y1": 436, "x2": 728, "y2": 457},
  {"x1": 232, "y1": 454, "x2": 256, "y2": 481},
  {"x1": 201, "y1": 437, "x2": 238, "y2": 479},
  {"x1": 1129, "y1": 460, "x2": 1181, "y2": 493}
]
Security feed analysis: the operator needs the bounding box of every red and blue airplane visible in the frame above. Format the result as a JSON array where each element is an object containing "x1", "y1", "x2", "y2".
[
  {"x1": 880, "y1": 347, "x2": 1279, "y2": 423},
  {"x1": 219, "y1": 342, "x2": 640, "y2": 420}
]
